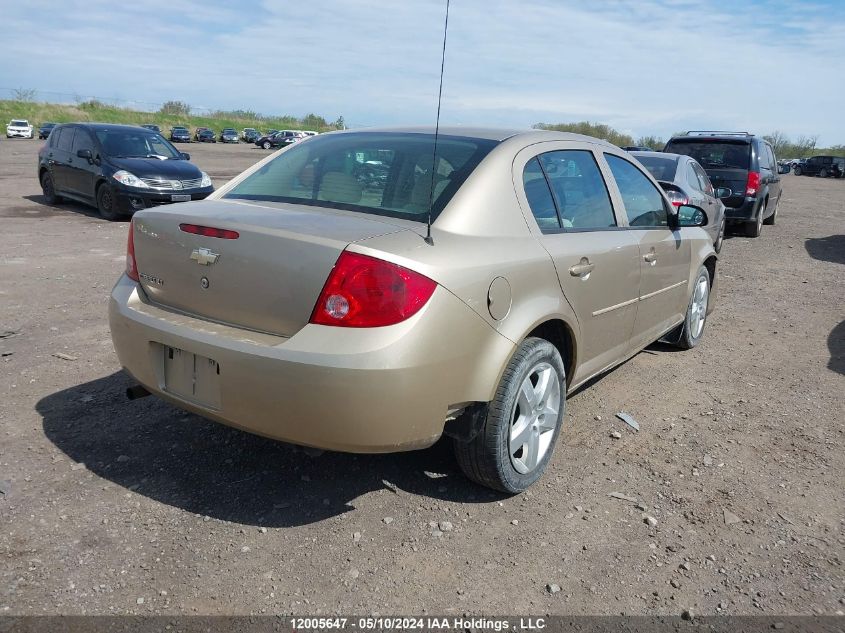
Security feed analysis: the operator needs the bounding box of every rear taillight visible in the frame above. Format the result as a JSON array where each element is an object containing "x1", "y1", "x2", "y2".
[
  {"x1": 664, "y1": 190, "x2": 689, "y2": 207},
  {"x1": 126, "y1": 220, "x2": 139, "y2": 282},
  {"x1": 179, "y1": 223, "x2": 240, "y2": 239},
  {"x1": 309, "y1": 251, "x2": 436, "y2": 328},
  {"x1": 745, "y1": 171, "x2": 761, "y2": 196}
]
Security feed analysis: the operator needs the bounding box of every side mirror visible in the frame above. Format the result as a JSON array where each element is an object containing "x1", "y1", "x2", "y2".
[
  {"x1": 76, "y1": 148, "x2": 93, "y2": 162},
  {"x1": 180, "y1": 152, "x2": 191, "y2": 160},
  {"x1": 715, "y1": 187, "x2": 732, "y2": 199},
  {"x1": 777, "y1": 164, "x2": 790, "y2": 174},
  {"x1": 677, "y1": 204, "x2": 708, "y2": 227}
]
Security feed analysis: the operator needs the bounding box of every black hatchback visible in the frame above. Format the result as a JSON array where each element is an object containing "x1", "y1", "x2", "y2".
[
  {"x1": 664, "y1": 131, "x2": 782, "y2": 237},
  {"x1": 37, "y1": 123, "x2": 214, "y2": 220}
]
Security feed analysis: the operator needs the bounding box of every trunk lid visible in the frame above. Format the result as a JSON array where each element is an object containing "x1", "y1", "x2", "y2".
[{"x1": 132, "y1": 199, "x2": 408, "y2": 336}]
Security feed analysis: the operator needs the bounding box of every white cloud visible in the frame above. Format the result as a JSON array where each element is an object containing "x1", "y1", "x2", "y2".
[{"x1": 1, "y1": 0, "x2": 843, "y2": 144}]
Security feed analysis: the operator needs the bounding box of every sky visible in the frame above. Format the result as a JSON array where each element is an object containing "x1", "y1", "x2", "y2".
[{"x1": 2, "y1": 0, "x2": 844, "y2": 145}]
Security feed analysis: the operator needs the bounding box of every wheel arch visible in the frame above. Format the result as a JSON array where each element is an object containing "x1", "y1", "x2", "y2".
[
  {"x1": 523, "y1": 318, "x2": 577, "y2": 388},
  {"x1": 94, "y1": 176, "x2": 111, "y2": 195},
  {"x1": 703, "y1": 254, "x2": 718, "y2": 315}
]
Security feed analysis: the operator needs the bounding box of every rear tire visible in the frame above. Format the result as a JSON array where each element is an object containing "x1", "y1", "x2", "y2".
[
  {"x1": 96, "y1": 184, "x2": 121, "y2": 221},
  {"x1": 40, "y1": 172, "x2": 60, "y2": 204},
  {"x1": 763, "y1": 197, "x2": 779, "y2": 225},
  {"x1": 714, "y1": 217, "x2": 725, "y2": 253},
  {"x1": 819, "y1": 168, "x2": 828, "y2": 178},
  {"x1": 453, "y1": 337, "x2": 566, "y2": 494},
  {"x1": 675, "y1": 266, "x2": 711, "y2": 350},
  {"x1": 262, "y1": 141, "x2": 271, "y2": 149},
  {"x1": 746, "y1": 206, "x2": 764, "y2": 237}
]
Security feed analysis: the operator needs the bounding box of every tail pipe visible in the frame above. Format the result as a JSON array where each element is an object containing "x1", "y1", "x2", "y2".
[{"x1": 126, "y1": 384, "x2": 151, "y2": 401}]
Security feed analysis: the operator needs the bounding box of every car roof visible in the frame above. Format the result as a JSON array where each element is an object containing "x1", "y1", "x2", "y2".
[
  {"x1": 668, "y1": 133, "x2": 754, "y2": 144},
  {"x1": 326, "y1": 125, "x2": 621, "y2": 149},
  {"x1": 65, "y1": 122, "x2": 160, "y2": 132},
  {"x1": 631, "y1": 150, "x2": 684, "y2": 162}
]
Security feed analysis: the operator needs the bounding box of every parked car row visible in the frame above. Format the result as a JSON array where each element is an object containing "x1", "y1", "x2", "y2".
[
  {"x1": 621, "y1": 131, "x2": 784, "y2": 238},
  {"x1": 163, "y1": 125, "x2": 319, "y2": 145},
  {"x1": 7, "y1": 119, "x2": 322, "y2": 146},
  {"x1": 254, "y1": 129, "x2": 313, "y2": 149}
]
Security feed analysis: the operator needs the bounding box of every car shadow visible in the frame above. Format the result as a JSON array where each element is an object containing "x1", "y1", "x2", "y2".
[
  {"x1": 20, "y1": 194, "x2": 117, "y2": 221},
  {"x1": 805, "y1": 234, "x2": 845, "y2": 265},
  {"x1": 36, "y1": 373, "x2": 504, "y2": 528},
  {"x1": 828, "y1": 320, "x2": 845, "y2": 376}
]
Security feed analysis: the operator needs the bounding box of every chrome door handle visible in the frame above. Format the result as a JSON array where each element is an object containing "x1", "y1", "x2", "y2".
[
  {"x1": 568, "y1": 258, "x2": 595, "y2": 277},
  {"x1": 643, "y1": 252, "x2": 658, "y2": 264}
]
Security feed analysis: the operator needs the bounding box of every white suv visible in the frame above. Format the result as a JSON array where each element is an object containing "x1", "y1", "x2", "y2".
[{"x1": 6, "y1": 119, "x2": 34, "y2": 139}]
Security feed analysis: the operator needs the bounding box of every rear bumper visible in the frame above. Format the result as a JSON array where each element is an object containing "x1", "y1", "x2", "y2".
[
  {"x1": 113, "y1": 187, "x2": 213, "y2": 213},
  {"x1": 108, "y1": 275, "x2": 514, "y2": 453},
  {"x1": 724, "y1": 198, "x2": 760, "y2": 222}
]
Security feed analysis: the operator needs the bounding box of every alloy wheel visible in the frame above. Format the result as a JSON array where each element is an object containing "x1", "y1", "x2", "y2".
[
  {"x1": 509, "y1": 362, "x2": 561, "y2": 474},
  {"x1": 689, "y1": 275, "x2": 709, "y2": 340}
]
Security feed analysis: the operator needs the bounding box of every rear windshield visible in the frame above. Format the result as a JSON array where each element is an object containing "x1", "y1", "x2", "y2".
[
  {"x1": 665, "y1": 140, "x2": 751, "y2": 170},
  {"x1": 224, "y1": 132, "x2": 498, "y2": 222},
  {"x1": 633, "y1": 155, "x2": 679, "y2": 181}
]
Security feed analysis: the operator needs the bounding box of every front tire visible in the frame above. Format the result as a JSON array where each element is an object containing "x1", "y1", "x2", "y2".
[
  {"x1": 262, "y1": 141, "x2": 272, "y2": 149},
  {"x1": 453, "y1": 337, "x2": 566, "y2": 494},
  {"x1": 675, "y1": 266, "x2": 711, "y2": 349},
  {"x1": 819, "y1": 168, "x2": 828, "y2": 178},
  {"x1": 96, "y1": 185, "x2": 121, "y2": 221},
  {"x1": 793, "y1": 165, "x2": 802, "y2": 176}
]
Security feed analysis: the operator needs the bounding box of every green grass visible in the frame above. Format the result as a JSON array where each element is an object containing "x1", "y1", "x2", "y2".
[{"x1": 0, "y1": 99, "x2": 338, "y2": 134}]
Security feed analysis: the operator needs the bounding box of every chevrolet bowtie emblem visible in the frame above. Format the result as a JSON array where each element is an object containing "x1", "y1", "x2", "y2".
[{"x1": 190, "y1": 247, "x2": 220, "y2": 266}]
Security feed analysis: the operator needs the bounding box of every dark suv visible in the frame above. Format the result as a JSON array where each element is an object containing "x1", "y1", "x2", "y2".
[
  {"x1": 664, "y1": 131, "x2": 782, "y2": 237},
  {"x1": 794, "y1": 155, "x2": 844, "y2": 178},
  {"x1": 38, "y1": 123, "x2": 214, "y2": 220}
]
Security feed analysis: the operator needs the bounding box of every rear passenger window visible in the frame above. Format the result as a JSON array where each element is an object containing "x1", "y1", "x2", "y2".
[
  {"x1": 522, "y1": 158, "x2": 559, "y2": 231},
  {"x1": 757, "y1": 144, "x2": 771, "y2": 170},
  {"x1": 56, "y1": 127, "x2": 74, "y2": 152},
  {"x1": 49, "y1": 127, "x2": 63, "y2": 149},
  {"x1": 538, "y1": 150, "x2": 616, "y2": 229},
  {"x1": 687, "y1": 165, "x2": 701, "y2": 191},
  {"x1": 693, "y1": 163, "x2": 714, "y2": 196},
  {"x1": 605, "y1": 154, "x2": 669, "y2": 227}
]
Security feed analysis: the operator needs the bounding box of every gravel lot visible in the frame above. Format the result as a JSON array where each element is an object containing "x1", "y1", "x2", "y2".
[{"x1": 1, "y1": 138, "x2": 843, "y2": 617}]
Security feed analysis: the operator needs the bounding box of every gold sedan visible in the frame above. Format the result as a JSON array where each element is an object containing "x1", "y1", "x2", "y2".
[{"x1": 109, "y1": 127, "x2": 717, "y2": 493}]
